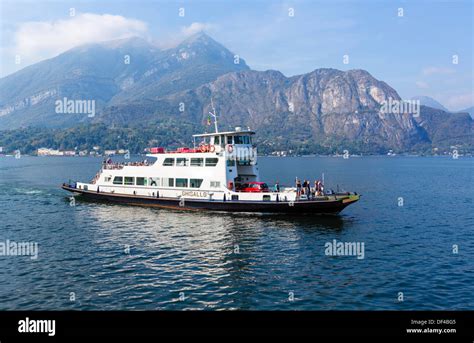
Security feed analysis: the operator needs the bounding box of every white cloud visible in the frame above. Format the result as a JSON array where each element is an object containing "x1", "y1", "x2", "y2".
[
  {"x1": 154, "y1": 22, "x2": 217, "y2": 49},
  {"x1": 181, "y1": 22, "x2": 215, "y2": 37},
  {"x1": 13, "y1": 13, "x2": 148, "y2": 64},
  {"x1": 4, "y1": 16, "x2": 217, "y2": 75},
  {"x1": 422, "y1": 66, "x2": 455, "y2": 76}
]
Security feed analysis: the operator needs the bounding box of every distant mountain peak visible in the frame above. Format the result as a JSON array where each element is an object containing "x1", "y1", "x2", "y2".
[
  {"x1": 181, "y1": 31, "x2": 213, "y2": 44},
  {"x1": 169, "y1": 32, "x2": 247, "y2": 69},
  {"x1": 411, "y1": 95, "x2": 449, "y2": 112},
  {"x1": 177, "y1": 31, "x2": 226, "y2": 51}
]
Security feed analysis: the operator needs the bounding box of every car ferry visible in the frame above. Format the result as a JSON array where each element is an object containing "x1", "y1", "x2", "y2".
[{"x1": 61, "y1": 116, "x2": 359, "y2": 214}]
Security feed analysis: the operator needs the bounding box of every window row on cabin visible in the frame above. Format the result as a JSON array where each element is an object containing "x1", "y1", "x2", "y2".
[
  {"x1": 163, "y1": 157, "x2": 219, "y2": 167},
  {"x1": 110, "y1": 176, "x2": 221, "y2": 189},
  {"x1": 210, "y1": 135, "x2": 252, "y2": 145},
  {"x1": 161, "y1": 156, "x2": 253, "y2": 167}
]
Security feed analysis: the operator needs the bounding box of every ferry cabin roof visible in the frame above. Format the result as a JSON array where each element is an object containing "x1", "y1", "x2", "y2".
[{"x1": 192, "y1": 129, "x2": 255, "y2": 147}]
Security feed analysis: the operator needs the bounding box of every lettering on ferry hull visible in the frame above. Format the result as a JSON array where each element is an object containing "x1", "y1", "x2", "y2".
[{"x1": 181, "y1": 191, "x2": 209, "y2": 198}]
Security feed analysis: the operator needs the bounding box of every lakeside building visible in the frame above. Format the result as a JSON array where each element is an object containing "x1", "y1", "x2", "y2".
[{"x1": 37, "y1": 148, "x2": 64, "y2": 156}]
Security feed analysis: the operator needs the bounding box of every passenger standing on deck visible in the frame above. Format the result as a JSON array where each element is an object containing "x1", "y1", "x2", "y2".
[
  {"x1": 274, "y1": 181, "x2": 280, "y2": 192},
  {"x1": 316, "y1": 180, "x2": 322, "y2": 196},
  {"x1": 305, "y1": 181, "x2": 311, "y2": 199},
  {"x1": 296, "y1": 179, "x2": 302, "y2": 199}
]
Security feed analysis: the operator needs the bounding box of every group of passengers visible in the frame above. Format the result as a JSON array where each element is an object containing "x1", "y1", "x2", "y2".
[
  {"x1": 271, "y1": 178, "x2": 325, "y2": 200},
  {"x1": 295, "y1": 178, "x2": 324, "y2": 200}
]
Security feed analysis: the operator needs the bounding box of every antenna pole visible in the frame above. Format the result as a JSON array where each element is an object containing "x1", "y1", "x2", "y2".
[{"x1": 209, "y1": 98, "x2": 219, "y2": 133}]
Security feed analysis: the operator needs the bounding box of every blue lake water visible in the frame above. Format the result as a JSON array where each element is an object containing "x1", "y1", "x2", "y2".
[{"x1": 0, "y1": 156, "x2": 472, "y2": 310}]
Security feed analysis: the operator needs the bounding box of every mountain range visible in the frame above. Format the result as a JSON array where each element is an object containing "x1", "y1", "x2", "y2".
[{"x1": 0, "y1": 32, "x2": 472, "y2": 153}]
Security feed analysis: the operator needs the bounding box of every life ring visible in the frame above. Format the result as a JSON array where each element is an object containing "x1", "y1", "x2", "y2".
[
  {"x1": 227, "y1": 144, "x2": 234, "y2": 153},
  {"x1": 199, "y1": 144, "x2": 208, "y2": 152},
  {"x1": 209, "y1": 144, "x2": 215, "y2": 153}
]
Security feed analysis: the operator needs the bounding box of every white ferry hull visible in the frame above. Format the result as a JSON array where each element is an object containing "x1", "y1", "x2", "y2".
[{"x1": 61, "y1": 184, "x2": 359, "y2": 214}]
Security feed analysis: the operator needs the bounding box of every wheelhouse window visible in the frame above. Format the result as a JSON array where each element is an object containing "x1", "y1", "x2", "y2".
[
  {"x1": 227, "y1": 136, "x2": 233, "y2": 144},
  {"x1": 176, "y1": 178, "x2": 188, "y2": 187},
  {"x1": 234, "y1": 135, "x2": 251, "y2": 144},
  {"x1": 163, "y1": 158, "x2": 175, "y2": 166},
  {"x1": 190, "y1": 158, "x2": 204, "y2": 167},
  {"x1": 136, "y1": 177, "x2": 147, "y2": 186},
  {"x1": 149, "y1": 177, "x2": 159, "y2": 186},
  {"x1": 104, "y1": 176, "x2": 112, "y2": 182},
  {"x1": 190, "y1": 179, "x2": 203, "y2": 188},
  {"x1": 113, "y1": 176, "x2": 123, "y2": 185},
  {"x1": 214, "y1": 136, "x2": 220, "y2": 145},
  {"x1": 205, "y1": 158, "x2": 219, "y2": 166},
  {"x1": 162, "y1": 178, "x2": 174, "y2": 187},
  {"x1": 124, "y1": 177, "x2": 134, "y2": 185},
  {"x1": 176, "y1": 158, "x2": 188, "y2": 166}
]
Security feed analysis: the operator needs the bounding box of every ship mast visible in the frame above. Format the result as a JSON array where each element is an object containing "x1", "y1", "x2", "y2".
[{"x1": 209, "y1": 98, "x2": 219, "y2": 133}]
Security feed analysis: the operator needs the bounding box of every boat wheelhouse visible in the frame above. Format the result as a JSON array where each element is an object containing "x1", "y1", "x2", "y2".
[{"x1": 62, "y1": 122, "x2": 359, "y2": 214}]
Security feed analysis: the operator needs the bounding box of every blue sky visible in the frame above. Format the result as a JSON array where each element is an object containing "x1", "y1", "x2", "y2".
[{"x1": 0, "y1": 0, "x2": 472, "y2": 110}]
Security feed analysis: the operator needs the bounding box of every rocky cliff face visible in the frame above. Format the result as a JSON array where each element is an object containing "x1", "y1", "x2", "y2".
[{"x1": 128, "y1": 68, "x2": 431, "y2": 151}]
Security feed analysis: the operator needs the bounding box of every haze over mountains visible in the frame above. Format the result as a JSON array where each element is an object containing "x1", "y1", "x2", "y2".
[
  {"x1": 0, "y1": 32, "x2": 472, "y2": 153},
  {"x1": 411, "y1": 95, "x2": 474, "y2": 119}
]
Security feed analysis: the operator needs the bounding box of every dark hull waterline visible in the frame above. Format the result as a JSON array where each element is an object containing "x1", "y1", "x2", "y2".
[{"x1": 61, "y1": 185, "x2": 359, "y2": 214}]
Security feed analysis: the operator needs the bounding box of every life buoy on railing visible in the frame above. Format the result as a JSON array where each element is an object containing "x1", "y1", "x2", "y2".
[
  {"x1": 199, "y1": 144, "x2": 208, "y2": 152},
  {"x1": 227, "y1": 144, "x2": 234, "y2": 153},
  {"x1": 209, "y1": 144, "x2": 215, "y2": 153}
]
